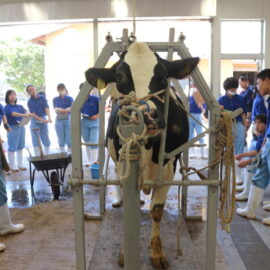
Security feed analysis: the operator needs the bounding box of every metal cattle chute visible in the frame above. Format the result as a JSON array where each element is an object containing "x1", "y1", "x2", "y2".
[{"x1": 68, "y1": 28, "x2": 239, "y2": 270}]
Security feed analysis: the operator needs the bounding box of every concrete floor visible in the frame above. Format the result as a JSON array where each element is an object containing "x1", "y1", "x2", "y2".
[{"x1": 3, "y1": 148, "x2": 270, "y2": 269}]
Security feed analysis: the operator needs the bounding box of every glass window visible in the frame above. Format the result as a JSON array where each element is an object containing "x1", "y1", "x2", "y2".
[
  {"x1": 221, "y1": 20, "x2": 262, "y2": 54},
  {"x1": 220, "y1": 59, "x2": 258, "y2": 96},
  {"x1": 98, "y1": 19, "x2": 211, "y2": 84}
]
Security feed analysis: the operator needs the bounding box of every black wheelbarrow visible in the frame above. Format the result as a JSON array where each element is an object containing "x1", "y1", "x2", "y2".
[
  {"x1": 28, "y1": 128, "x2": 72, "y2": 200},
  {"x1": 28, "y1": 153, "x2": 72, "y2": 200}
]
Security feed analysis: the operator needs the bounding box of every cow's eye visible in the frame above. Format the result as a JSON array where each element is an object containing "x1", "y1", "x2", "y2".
[{"x1": 116, "y1": 74, "x2": 122, "y2": 82}]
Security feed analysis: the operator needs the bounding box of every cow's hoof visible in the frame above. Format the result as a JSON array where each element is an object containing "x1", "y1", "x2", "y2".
[
  {"x1": 143, "y1": 185, "x2": 151, "y2": 195},
  {"x1": 150, "y1": 257, "x2": 169, "y2": 269},
  {"x1": 118, "y1": 250, "x2": 124, "y2": 267}
]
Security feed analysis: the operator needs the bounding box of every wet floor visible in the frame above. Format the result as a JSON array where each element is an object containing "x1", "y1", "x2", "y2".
[{"x1": 5, "y1": 150, "x2": 208, "y2": 221}]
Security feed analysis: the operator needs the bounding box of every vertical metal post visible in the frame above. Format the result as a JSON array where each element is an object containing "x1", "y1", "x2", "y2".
[
  {"x1": 98, "y1": 84, "x2": 114, "y2": 216},
  {"x1": 71, "y1": 82, "x2": 91, "y2": 270},
  {"x1": 158, "y1": 28, "x2": 175, "y2": 183},
  {"x1": 93, "y1": 19, "x2": 99, "y2": 62},
  {"x1": 123, "y1": 156, "x2": 140, "y2": 270},
  {"x1": 210, "y1": 16, "x2": 221, "y2": 99},
  {"x1": 204, "y1": 18, "x2": 222, "y2": 270},
  {"x1": 205, "y1": 111, "x2": 219, "y2": 270},
  {"x1": 182, "y1": 149, "x2": 189, "y2": 218},
  {"x1": 119, "y1": 107, "x2": 143, "y2": 270}
]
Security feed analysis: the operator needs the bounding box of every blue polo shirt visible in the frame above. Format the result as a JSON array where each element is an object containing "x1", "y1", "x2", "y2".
[
  {"x1": 27, "y1": 94, "x2": 49, "y2": 117},
  {"x1": 189, "y1": 96, "x2": 206, "y2": 114},
  {"x1": 218, "y1": 94, "x2": 246, "y2": 122},
  {"x1": 255, "y1": 133, "x2": 265, "y2": 152},
  {"x1": 266, "y1": 98, "x2": 270, "y2": 138},
  {"x1": 240, "y1": 86, "x2": 254, "y2": 113},
  {"x1": 0, "y1": 103, "x2": 4, "y2": 125},
  {"x1": 4, "y1": 104, "x2": 26, "y2": 126},
  {"x1": 81, "y1": 95, "x2": 99, "y2": 117},
  {"x1": 251, "y1": 94, "x2": 267, "y2": 122},
  {"x1": 53, "y1": 95, "x2": 73, "y2": 110}
]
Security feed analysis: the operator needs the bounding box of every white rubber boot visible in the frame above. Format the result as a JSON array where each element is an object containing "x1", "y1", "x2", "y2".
[
  {"x1": 90, "y1": 148, "x2": 98, "y2": 164},
  {"x1": 44, "y1": 147, "x2": 50, "y2": 155},
  {"x1": 236, "y1": 185, "x2": 264, "y2": 219},
  {"x1": 236, "y1": 166, "x2": 243, "y2": 185},
  {"x1": 0, "y1": 243, "x2": 6, "y2": 252},
  {"x1": 262, "y1": 216, "x2": 270, "y2": 225},
  {"x1": 0, "y1": 203, "x2": 24, "y2": 236},
  {"x1": 236, "y1": 184, "x2": 244, "y2": 192},
  {"x1": 112, "y1": 185, "x2": 122, "y2": 207},
  {"x1": 200, "y1": 147, "x2": 207, "y2": 160},
  {"x1": 33, "y1": 147, "x2": 40, "y2": 156},
  {"x1": 17, "y1": 149, "x2": 26, "y2": 170},
  {"x1": 235, "y1": 171, "x2": 253, "y2": 201},
  {"x1": 85, "y1": 147, "x2": 91, "y2": 167},
  {"x1": 7, "y1": 151, "x2": 19, "y2": 172},
  {"x1": 263, "y1": 200, "x2": 270, "y2": 206},
  {"x1": 59, "y1": 147, "x2": 65, "y2": 153},
  {"x1": 263, "y1": 203, "x2": 270, "y2": 211}
]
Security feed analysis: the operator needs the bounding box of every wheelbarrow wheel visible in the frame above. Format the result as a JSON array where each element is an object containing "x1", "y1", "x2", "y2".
[{"x1": 50, "y1": 171, "x2": 60, "y2": 200}]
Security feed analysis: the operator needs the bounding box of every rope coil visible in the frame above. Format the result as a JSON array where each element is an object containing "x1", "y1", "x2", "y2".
[
  {"x1": 215, "y1": 112, "x2": 236, "y2": 231},
  {"x1": 116, "y1": 90, "x2": 236, "y2": 232}
]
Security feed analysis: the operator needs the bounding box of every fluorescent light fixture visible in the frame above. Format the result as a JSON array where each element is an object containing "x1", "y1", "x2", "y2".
[{"x1": 111, "y1": 0, "x2": 128, "y2": 18}]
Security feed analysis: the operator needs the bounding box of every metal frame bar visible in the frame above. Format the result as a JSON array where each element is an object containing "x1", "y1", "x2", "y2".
[{"x1": 70, "y1": 28, "x2": 225, "y2": 270}]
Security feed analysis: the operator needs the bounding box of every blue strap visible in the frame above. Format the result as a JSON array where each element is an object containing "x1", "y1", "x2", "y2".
[{"x1": 138, "y1": 100, "x2": 150, "y2": 112}]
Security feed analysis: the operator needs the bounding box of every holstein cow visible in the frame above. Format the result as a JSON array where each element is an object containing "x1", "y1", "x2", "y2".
[{"x1": 85, "y1": 42, "x2": 199, "y2": 269}]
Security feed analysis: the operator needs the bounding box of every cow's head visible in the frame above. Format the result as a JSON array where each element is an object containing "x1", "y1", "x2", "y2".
[
  {"x1": 85, "y1": 42, "x2": 199, "y2": 98},
  {"x1": 85, "y1": 42, "x2": 199, "y2": 136}
]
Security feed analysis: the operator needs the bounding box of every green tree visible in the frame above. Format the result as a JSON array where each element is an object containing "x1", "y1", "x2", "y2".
[{"x1": 0, "y1": 37, "x2": 45, "y2": 93}]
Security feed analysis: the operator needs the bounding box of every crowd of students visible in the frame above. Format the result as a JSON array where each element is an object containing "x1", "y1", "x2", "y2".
[
  {"x1": 0, "y1": 83, "x2": 100, "y2": 172},
  {"x1": 187, "y1": 71, "x2": 270, "y2": 226},
  {"x1": 216, "y1": 71, "x2": 270, "y2": 226},
  {"x1": 0, "y1": 82, "x2": 100, "y2": 252}
]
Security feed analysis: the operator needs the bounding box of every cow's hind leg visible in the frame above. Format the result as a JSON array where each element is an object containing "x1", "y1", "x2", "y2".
[{"x1": 150, "y1": 185, "x2": 170, "y2": 269}]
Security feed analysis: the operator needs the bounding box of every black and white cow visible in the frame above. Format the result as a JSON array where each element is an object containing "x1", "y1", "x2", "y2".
[{"x1": 85, "y1": 42, "x2": 199, "y2": 269}]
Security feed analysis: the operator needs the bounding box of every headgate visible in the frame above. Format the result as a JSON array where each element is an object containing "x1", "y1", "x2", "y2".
[{"x1": 69, "y1": 28, "x2": 240, "y2": 270}]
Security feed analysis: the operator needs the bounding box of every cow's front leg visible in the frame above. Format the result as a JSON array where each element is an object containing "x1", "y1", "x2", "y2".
[{"x1": 150, "y1": 185, "x2": 170, "y2": 269}]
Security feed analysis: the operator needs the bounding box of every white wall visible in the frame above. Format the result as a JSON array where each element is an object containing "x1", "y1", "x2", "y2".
[{"x1": 217, "y1": 0, "x2": 269, "y2": 19}]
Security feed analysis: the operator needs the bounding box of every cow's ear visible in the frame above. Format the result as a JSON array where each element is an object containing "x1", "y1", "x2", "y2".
[
  {"x1": 85, "y1": 59, "x2": 121, "y2": 87},
  {"x1": 85, "y1": 67, "x2": 115, "y2": 88},
  {"x1": 160, "y1": 57, "x2": 200, "y2": 79}
]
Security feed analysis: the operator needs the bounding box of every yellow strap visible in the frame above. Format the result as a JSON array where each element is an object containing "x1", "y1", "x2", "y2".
[{"x1": 97, "y1": 79, "x2": 106, "y2": 90}]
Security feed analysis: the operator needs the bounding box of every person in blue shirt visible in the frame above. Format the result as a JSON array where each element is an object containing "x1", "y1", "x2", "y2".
[
  {"x1": 237, "y1": 69, "x2": 270, "y2": 226},
  {"x1": 246, "y1": 87, "x2": 268, "y2": 152},
  {"x1": 26, "y1": 85, "x2": 52, "y2": 156},
  {"x1": 188, "y1": 85, "x2": 207, "y2": 159},
  {"x1": 234, "y1": 114, "x2": 266, "y2": 201},
  {"x1": 239, "y1": 76, "x2": 255, "y2": 130},
  {"x1": 80, "y1": 84, "x2": 99, "y2": 166},
  {"x1": 251, "y1": 89, "x2": 268, "y2": 123},
  {"x1": 218, "y1": 77, "x2": 247, "y2": 185},
  {"x1": 53, "y1": 83, "x2": 73, "y2": 153},
  {"x1": 0, "y1": 103, "x2": 12, "y2": 134},
  {"x1": 4, "y1": 90, "x2": 32, "y2": 172}
]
